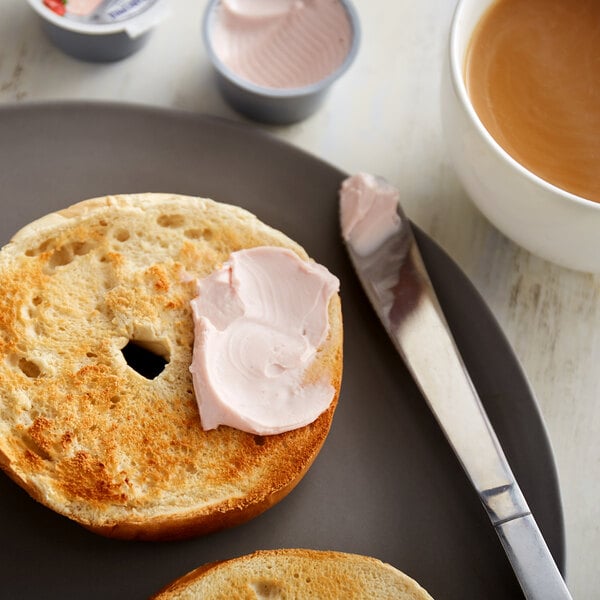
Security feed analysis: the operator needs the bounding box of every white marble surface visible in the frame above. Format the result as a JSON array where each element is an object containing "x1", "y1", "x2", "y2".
[{"x1": 1, "y1": 1, "x2": 598, "y2": 598}]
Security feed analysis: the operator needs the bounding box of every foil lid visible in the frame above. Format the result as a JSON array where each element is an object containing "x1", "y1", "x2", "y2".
[{"x1": 43, "y1": 0, "x2": 160, "y2": 24}]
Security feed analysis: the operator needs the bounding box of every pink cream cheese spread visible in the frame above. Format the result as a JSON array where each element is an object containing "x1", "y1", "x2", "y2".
[
  {"x1": 189, "y1": 246, "x2": 339, "y2": 436},
  {"x1": 340, "y1": 173, "x2": 402, "y2": 255},
  {"x1": 211, "y1": 0, "x2": 353, "y2": 89}
]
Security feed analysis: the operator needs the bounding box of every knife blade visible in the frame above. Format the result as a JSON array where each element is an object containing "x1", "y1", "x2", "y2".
[{"x1": 339, "y1": 174, "x2": 572, "y2": 600}]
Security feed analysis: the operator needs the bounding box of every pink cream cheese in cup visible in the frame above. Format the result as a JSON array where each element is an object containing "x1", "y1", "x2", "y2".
[
  {"x1": 211, "y1": 0, "x2": 354, "y2": 89},
  {"x1": 32, "y1": 0, "x2": 169, "y2": 62}
]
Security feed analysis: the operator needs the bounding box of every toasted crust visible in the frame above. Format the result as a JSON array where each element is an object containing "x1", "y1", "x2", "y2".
[
  {"x1": 0, "y1": 193, "x2": 342, "y2": 540},
  {"x1": 151, "y1": 549, "x2": 435, "y2": 599}
]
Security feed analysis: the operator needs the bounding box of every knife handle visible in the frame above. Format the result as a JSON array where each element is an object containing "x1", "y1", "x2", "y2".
[{"x1": 496, "y1": 514, "x2": 572, "y2": 600}]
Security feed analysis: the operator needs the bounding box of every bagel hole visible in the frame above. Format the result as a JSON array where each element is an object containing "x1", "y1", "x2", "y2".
[{"x1": 121, "y1": 339, "x2": 169, "y2": 379}]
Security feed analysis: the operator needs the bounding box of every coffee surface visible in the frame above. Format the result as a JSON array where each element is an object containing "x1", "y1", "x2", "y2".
[{"x1": 465, "y1": 0, "x2": 600, "y2": 203}]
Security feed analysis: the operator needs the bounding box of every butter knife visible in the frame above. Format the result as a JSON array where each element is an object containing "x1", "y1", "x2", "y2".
[{"x1": 339, "y1": 174, "x2": 572, "y2": 600}]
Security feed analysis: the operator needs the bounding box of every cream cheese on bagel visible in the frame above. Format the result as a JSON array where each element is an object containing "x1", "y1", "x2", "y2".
[{"x1": 190, "y1": 246, "x2": 340, "y2": 436}]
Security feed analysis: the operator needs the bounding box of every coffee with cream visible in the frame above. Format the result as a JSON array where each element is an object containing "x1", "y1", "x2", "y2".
[{"x1": 465, "y1": 0, "x2": 600, "y2": 203}]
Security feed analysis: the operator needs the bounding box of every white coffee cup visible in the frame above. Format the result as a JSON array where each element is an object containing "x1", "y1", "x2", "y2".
[{"x1": 442, "y1": 0, "x2": 600, "y2": 273}]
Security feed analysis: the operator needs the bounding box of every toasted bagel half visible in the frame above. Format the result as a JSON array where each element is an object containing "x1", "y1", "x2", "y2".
[{"x1": 0, "y1": 193, "x2": 342, "y2": 540}]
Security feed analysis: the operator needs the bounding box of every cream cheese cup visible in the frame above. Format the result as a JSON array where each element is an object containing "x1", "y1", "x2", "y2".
[
  {"x1": 28, "y1": 0, "x2": 171, "y2": 62},
  {"x1": 202, "y1": 0, "x2": 361, "y2": 124}
]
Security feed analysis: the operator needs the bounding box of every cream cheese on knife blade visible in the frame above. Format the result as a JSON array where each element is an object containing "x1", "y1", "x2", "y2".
[{"x1": 340, "y1": 173, "x2": 402, "y2": 256}]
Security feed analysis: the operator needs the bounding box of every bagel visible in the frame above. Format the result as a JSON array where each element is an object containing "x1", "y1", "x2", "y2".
[
  {"x1": 151, "y1": 548, "x2": 434, "y2": 599},
  {"x1": 0, "y1": 193, "x2": 342, "y2": 540}
]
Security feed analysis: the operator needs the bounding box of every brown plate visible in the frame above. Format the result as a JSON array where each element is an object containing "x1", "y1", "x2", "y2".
[{"x1": 0, "y1": 102, "x2": 564, "y2": 599}]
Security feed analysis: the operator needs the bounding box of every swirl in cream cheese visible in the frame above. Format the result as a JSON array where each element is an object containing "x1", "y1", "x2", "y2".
[
  {"x1": 189, "y1": 246, "x2": 339, "y2": 435},
  {"x1": 211, "y1": 0, "x2": 353, "y2": 89}
]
